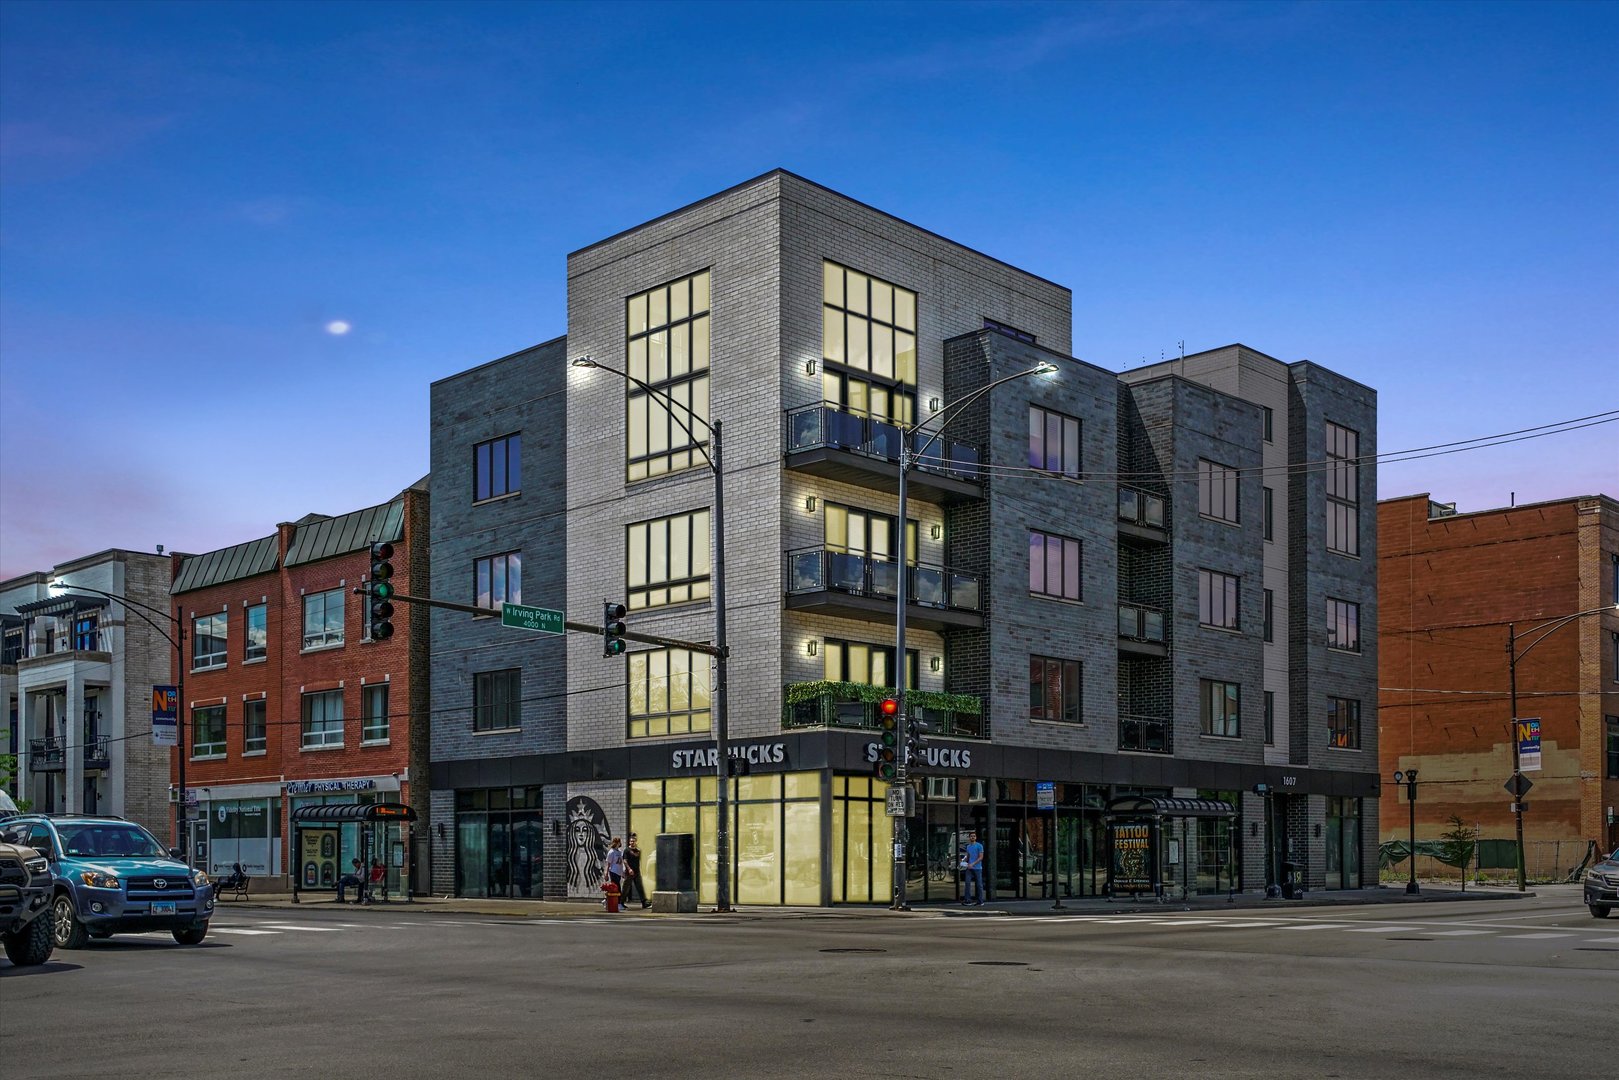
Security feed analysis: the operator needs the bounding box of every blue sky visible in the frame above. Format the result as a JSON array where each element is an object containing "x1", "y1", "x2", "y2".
[{"x1": 2, "y1": 1, "x2": 1615, "y2": 578}]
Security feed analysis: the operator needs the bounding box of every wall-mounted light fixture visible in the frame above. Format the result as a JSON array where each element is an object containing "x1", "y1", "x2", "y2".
[
  {"x1": 929, "y1": 397, "x2": 941, "y2": 413},
  {"x1": 805, "y1": 495, "x2": 817, "y2": 512},
  {"x1": 930, "y1": 656, "x2": 942, "y2": 673},
  {"x1": 930, "y1": 524, "x2": 942, "y2": 540},
  {"x1": 1313, "y1": 823, "x2": 1322, "y2": 838},
  {"x1": 1251, "y1": 822, "x2": 1259, "y2": 837},
  {"x1": 805, "y1": 358, "x2": 817, "y2": 375},
  {"x1": 807, "y1": 640, "x2": 818, "y2": 657}
]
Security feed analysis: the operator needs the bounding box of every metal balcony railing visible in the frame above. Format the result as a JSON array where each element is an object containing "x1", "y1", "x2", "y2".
[
  {"x1": 1119, "y1": 714, "x2": 1173, "y2": 754},
  {"x1": 1118, "y1": 487, "x2": 1167, "y2": 529},
  {"x1": 786, "y1": 547, "x2": 981, "y2": 613},
  {"x1": 785, "y1": 402, "x2": 983, "y2": 480},
  {"x1": 28, "y1": 738, "x2": 65, "y2": 772},
  {"x1": 84, "y1": 735, "x2": 111, "y2": 769},
  {"x1": 781, "y1": 684, "x2": 989, "y2": 740},
  {"x1": 1118, "y1": 603, "x2": 1166, "y2": 643}
]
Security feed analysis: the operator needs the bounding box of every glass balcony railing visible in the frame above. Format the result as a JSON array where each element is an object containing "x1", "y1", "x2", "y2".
[
  {"x1": 1118, "y1": 487, "x2": 1167, "y2": 529},
  {"x1": 787, "y1": 547, "x2": 981, "y2": 612},
  {"x1": 785, "y1": 402, "x2": 983, "y2": 481},
  {"x1": 781, "y1": 683, "x2": 989, "y2": 740},
  {"x1": 1119, "y1": 715, "x2": 1172, "y2": 754},
  {"x1": 1118, "y1": 603, "x2": 1166, "y2": 643}
]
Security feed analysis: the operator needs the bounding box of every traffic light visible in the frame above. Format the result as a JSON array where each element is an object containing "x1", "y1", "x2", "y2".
[
  {"x1": 368, "y1": 542, "x2": 395, "y2": 641},
  {"x1": 602, "y1": 601, "x2": 628, "y2": 657},
  {"x1": 908, "y1": 715, "x2": 932, "y2": 755},
  {"x1": 874, "y1": 697, "x2": 899, "y2": 781}
]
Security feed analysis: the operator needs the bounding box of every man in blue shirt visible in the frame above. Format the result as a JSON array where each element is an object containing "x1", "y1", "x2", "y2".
[{"x1": 962, "y1": 831, "x2": 985, "y2": 906}]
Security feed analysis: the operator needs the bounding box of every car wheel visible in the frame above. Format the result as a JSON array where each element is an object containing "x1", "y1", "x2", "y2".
[
  {"x1": 51, "y1": 894, "x2": 89, "y2": 949},
  {"x1": 173, "y1": 924, "x2": 208, "y2": 945},
  {"x1": 1591, "y1": 903, "x2": 1612, "y2": 919},
  {"x1": 3, "y1": 915, "x2": 55, "y2": 966}
]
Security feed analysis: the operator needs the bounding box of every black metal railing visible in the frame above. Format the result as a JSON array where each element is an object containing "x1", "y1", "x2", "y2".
[
  {"x1": 1118, "y1": 603, "x2": 1166, "y2": 643},
  {"x1": 84, "y1": 735, "x2": 111, "y2": 769},
  {"x1": 28, "y1": 738, "x2": 65, "y2": 772},
  {"x1": 786, "y1": 547, "x2": 981, "y2": 612},
  {"x1": 1118, "y1": 487, "x2": 1167, "y2": 529},
  {"x1": 781, "y1": 685, "x2": 989, "y2": 740},
  {"x1": 1119, "y1": 715, "x2": 1172, "y2": 754},
  {"x1": 785, "y1": 402, "x2": 983, "y2": 481}
]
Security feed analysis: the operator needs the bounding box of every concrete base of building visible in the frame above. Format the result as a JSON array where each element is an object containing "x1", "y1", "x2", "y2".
[{"x1": 651, "y1": 890, "x2": 698, "y2": 913}]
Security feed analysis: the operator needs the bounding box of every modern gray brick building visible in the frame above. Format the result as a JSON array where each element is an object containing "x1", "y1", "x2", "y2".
[{"x1": 427, "y1": 171, "x2": 1379, "y2": 903}]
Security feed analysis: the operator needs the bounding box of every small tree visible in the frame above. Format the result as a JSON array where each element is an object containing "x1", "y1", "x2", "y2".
[
  {"x1": 0, "y1": 754, "x2": 30, "y2": 812},
  {"x1": 1437, "y1": 814, "x2": 1478, "y2": 891}
]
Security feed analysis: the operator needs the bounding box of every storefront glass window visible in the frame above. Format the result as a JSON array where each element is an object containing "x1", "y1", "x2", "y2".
[
  {"x1": 203, "y1": 797, "x2": 282, "y2": 877},
  {"x1": 454, "y1": 786, "x2": 543, "y2": 898}
]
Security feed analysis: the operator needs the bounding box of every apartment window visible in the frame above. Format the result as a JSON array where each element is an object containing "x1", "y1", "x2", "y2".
[
  {"x1": 984, "y1": 318, "x2": 1036, "y2": 344},
  {"x1": 192, "y1": 705, "x2": 226, "y2": 758},
  {"x1": 1264, "y1": 690, "x2": 1275, "y2": 746},
  {"x1": 1029, "y1": 531, "x2": 1082, "y2": 601},
  {"x1": 823, "y1": 261, "x2": 916, "y2": 384},
  {"x1": 245, "y1": 603, "x2": 268, "y2": 661},
  {"x1": 1326, "y1": 598, "x2": 1361, "y2": 652},
  {"x1": 826, "y1": 503, "x2": 917, "y2": 564},
  {"x1": 628, "y1": 270, "x2": 711, "y2": 481},
  {"x1": 1326, "y1": 421, "x2": 1360, "y2": 556},
  {"x1": 302, "y1": 589, "x2": 345, "y2": 650},
  {"x1": 823, "y1": 638, "x2": 919, "y2": 690},
  {"x1": 1607, "y1": 717, "x2": 1619, "y2": 779},
  {"x1": 1263, "y1": 486, "x2": 1274, "y2": 541},
  {"x1": 474, "y1": 432, "x2": 521, "y2": 502},
  {"x1": 2, "y1": 625, "x2": 22, "y2": 664},
  {"x1": 1328, "y1": 697, "x2": 1361, "y2": 749},
  {"x1": 192, "y1": 612, "x2": 227, "y2": 670},
  {"x1": 362, "y1": 683, "x2": 390, "y2": 744},
  {"x1": 1261, "y1": 405, "x2": 1274, "y2": 443},
  {"x1": 1198, "y1": 569, "x2": 1240, "y2": 630},
  {"x1": 1612, "y1": 633, "x2": 1619, "y2": 682},
  {"x1": 1200, "y1": 680, "x2": 1240, "y2": 738},
  {"x1": 475, "y1": 551, "x2": 522, "y2": 609},
  {"x1": 1198, "y1": 459, "x2": 1239, "y2": 524},
  {"x1": 244, "y1": 699, "x2": 267, "y2": 754},
  {"x1": 73, "y1": 613, "x2": 99, "y2": 651},
  {"x1": 301, "y1": 690, "x2": 344, "y2": 749},
  {"x1": 474, "y1": 669, "x2": 521, "y2": 732},
  {"x1": 1028, "y1": 405, "x2": 1081, "y2": 478},
  {"x1": 1612, "y1": 553, "x2": 1618, "y2": 606},
  {"x1": 1029, "y1": 655, "x2": 1081, "y2": 724},
  {"x1": 1263, "y1": 589, "x2": 1274, "y2": 643},
  {"x1": 628, "y1": 510, "x2": 711, "y2": 611},
  {"x1": 628, "y1": 648, "x2": 711, "y2": 739}
]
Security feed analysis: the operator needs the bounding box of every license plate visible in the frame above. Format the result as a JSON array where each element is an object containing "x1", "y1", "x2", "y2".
[{"x1": 150, "y1": 901, "x2": 176, "y2": 915}]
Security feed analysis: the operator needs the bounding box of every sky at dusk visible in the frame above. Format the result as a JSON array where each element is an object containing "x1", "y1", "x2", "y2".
[{"x1": 2, "y1": 1, "x2": 1615, "y2": 579}]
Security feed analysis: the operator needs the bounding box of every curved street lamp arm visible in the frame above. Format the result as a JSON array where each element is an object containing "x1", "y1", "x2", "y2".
[
  {"x1": 905, "y1": 362, "x2": 1055, "y2": 467},
  {"x1": 1512, "y1": 605, "x2": 1617, "y2": 662},
  {"x1": 51, "y1": 580, "x2": 182, "y2": 652},
  {"x1": 573, "y1": 357, "x2": 715, "y2": 472}
]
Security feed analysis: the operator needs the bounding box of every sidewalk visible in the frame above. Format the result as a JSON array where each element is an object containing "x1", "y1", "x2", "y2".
[{"x1": 215, "y1": 881, "x2": 1536, "y2": 920}]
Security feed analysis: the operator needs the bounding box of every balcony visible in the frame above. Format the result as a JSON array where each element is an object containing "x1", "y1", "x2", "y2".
[
  {"x1": 782, "y1": 681, "x2": 989, "y2": 740},
  {"x1": 784, "y1": 402, "x2": 984, "y2": 503},
  {"x1": 785, "y1": 547, "x2": 984, "y2": 632},
  {"x1": 1118, "y1": 603, "x2": 1168, "y2": 657},
  {"x1": 28, "y1": 736, "x2": 111, "y2": 771},
  {"x1": 1119, "y1": 714, "x2": 1173, "y2": 754},
  {"x1": 1117, "y1": 486, "x2": 1168, "y2": 542},
  {"x1": 84, "y1": 736, "x2": 111, "y2": 770}
]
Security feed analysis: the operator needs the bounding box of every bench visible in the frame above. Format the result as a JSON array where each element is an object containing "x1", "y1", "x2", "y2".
[{"x1": 212, "y1": 868, "x2": 250, "y2": 901}]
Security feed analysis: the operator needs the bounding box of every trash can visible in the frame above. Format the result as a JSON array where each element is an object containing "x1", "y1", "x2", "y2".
[{"x1": 1281, "y1": 861, "x2": 1306, "y2": 900}]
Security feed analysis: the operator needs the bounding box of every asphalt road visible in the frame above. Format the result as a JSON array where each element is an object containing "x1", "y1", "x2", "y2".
[{"x1": 5, "y1": 887, "x2": 1615, "y2": 1079}]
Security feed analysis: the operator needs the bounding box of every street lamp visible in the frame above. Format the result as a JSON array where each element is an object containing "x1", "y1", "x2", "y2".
[
  {"x1": 1505, "y1": 604, "x2": 1618, "y2": 891},
  {"x1": 1392, "y1": 769, "x2": 1419, "y2": 895},
  {"x1": 891, "y1": 360, "x2": 1057, "y2": 910},
  {"x1": 50, "y1": 580, "x2": 190, "y2": 864},
  {"x1": 571, "y1": 356, "x2": 734, "y2": 912}
]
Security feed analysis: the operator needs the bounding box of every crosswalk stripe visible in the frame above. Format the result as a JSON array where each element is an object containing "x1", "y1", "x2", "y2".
[
  {"x1": 1342, "y1": 926, "x2": 1421, "y2": 933},
  {"x1": 211, "y1": 927, "x2": 280, "y2": 936},
  {"x1": 1428, "y1": 929, "x2": 1495, "y2": 937},
  {"x1": 1279, "y1": 923, "x2": 1354, "y2": 931},
  {"x1": 1501, "y1": 933, "x2": 1572, "y2": 939},
  {"x1": 1587, "y1": 936, "x2": 1619, "y2": 944},
  {"x1": 257, "y1": 924, "x2": 343, "y2": 932}
]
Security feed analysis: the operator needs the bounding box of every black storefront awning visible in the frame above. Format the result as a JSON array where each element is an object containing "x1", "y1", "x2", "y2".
[
  {"x1": 290, "y1": 802, "x2": 417, "y2": 824},
  {"x1": 1106, "y1": 795, "x2": 1235, "y2": 819}
]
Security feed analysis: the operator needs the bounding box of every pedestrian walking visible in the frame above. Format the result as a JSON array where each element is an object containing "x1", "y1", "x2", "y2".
[
  {"x1": 603, "y1": 837, "x2": 626, "y2": 911},
  {"x1": 622, "y1": 833, "x2": 650, "y2": 908},
  {"x1": 961, "y1": 831, "x2": 985, "y2": 906}
]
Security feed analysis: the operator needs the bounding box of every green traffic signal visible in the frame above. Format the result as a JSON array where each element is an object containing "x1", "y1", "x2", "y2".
[{"x1": 372, "y1": 581, "x2": 394, "y2": 601}]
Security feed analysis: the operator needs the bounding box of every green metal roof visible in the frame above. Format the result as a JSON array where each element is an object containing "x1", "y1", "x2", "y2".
[
  {"x1": 285, "y1": 498, "x2": 405, "y2": 567},
  {"x1": 172, "y1": 535, "x2": 278, "y2": 595}
]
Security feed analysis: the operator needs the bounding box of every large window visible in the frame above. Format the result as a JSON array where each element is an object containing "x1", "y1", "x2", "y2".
[
  {"x1": 628, "y1": 648, "x2": 711, "y2": 739},
  {"x1": 1029, "y1": 531, "x2": 1081, "y2": 601},
  {"x1": 1028, "y1": 405, "x2": 1081, "y2": 478},
  {"x1": 823, "y1": 262, "x2": 916, "y2": 385},
  {"x1": 1328, "y1": 697, "x2": 1361, "y2": 749},
  {"x1": 475, "y1": 551, "x2": 522, "y2": 609},
  {"x1": 628, "y1": 270, "x2": 711, "y2": 481},
  {"x1": 474, "y1": 669, "x2": 521, "y2": 732},
  {"x1": 362, "y1": 683, "x2": 390, "y2": 744},
  {"x1": 1198, "y1": 459, "x2": 1239, "y2": 524},
  {"x1": 193, "y1": 612, "x2": 227, "y2": 670},
  {"x1": 244, "y1": 699, "x2": 267, "y2": 754},
  {"x1": 823, "y1": 638, "x2": 919, "y2": 691},
  {"x1": 1200, "y1": 679, "x2": 1240, "y2": 738},
  {"x1": 192, "y1": 705, "x2": 226, "y2": 758},
  {"x1": 1029, "y1": 655, "x2": 1081, "y2": 724},
  {"x1": 245, "y1": 603, "x2": 267, "y2": 662},
  {"x1": 628, "y1": 510, "x2": 711, "y2": 611},
  {"x1": 475, "y1": 433, "x2": 521, "y2": 501},
  {"x1": 302, "y1": 589, "x2": 344, "y2": 650},
  {"x1": 73, "y1": 613, "x2": 99, "y2": 651},
  {"x1": 1326, "y1": 598, "x2": 1361, "y2": 652},
  {"x1": 826, "y1": 504, "x2": 916, "y2": 564},
  {"x1": 1198, "y1": 569, "x2": 1240, "y2": 630},
  {"x1": 1326, "y1": 421, "x2": 1359, "y2": 556},
  {"x1": 301, "y1": 690, "x2": 344, "y2": 749}
]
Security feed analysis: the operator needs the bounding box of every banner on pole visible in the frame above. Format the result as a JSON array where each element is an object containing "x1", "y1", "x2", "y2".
[
  {"x1": 1515, "y1": 718, "x2": 1541, "y2": 772},
  {"x1": 152, "y1": 685, "x2": 178, "y2": 747}
]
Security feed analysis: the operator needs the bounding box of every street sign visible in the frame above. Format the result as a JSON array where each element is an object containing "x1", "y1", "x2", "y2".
[
  {"x1": 501, "y1": 602, "x2": 563, "y2": 635},
  {"x1": 1515, "y1": 718, "x2": 1542, "y2": 771},
  {"x1": 1036, "y1": 781, "x2": 1055, "y2": 810},
  {"x1": 151, "y1": 685, "x2": 178, "y2": 747},
  {"x1": 1510, "y1": 801, "x2": 1530, "y2": 813},
  {"x1": 1504, "y1": 774, "x2": 1534, "y2": 799},
  {"x1": 885, "y1": 785, "x2": 913, "y2": 818}
]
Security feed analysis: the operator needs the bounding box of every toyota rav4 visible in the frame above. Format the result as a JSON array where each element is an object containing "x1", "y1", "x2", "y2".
[{"x1": 1, "y1": 815, "x2": 214, "y2": 948}]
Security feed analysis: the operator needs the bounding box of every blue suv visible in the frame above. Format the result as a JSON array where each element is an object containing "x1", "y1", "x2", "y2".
[{"x1": 2, "y1": 815, "x2": 215, "y2": 948}]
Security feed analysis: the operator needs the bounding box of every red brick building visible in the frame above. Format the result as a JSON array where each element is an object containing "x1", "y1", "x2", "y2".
[
  {"x1": 1378, "y1": 493, "x2": 1619, "y2": 874},
  {"x1": 169, "y1": 481, "x2": 429, "y2": 892}
]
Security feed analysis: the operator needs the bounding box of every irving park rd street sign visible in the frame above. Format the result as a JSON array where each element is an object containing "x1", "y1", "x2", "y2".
[{"x1": 500, "y1": 603, "x2": 564, "y2": 635}]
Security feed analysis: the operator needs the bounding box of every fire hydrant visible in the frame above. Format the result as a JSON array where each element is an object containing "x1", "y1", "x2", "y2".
[{"x1": 602, "y1": 879, "x2": 621, "y2": 913}]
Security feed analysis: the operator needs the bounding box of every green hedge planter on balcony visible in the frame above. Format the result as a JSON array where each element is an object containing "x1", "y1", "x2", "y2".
[{"x1": 782, "y1": 680, "x2": 981, "y2": 715}]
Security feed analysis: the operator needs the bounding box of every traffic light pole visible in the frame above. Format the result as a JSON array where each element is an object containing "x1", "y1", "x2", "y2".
[{"x1": 375, "y1": 590, "x2": 724, "y2": 657}]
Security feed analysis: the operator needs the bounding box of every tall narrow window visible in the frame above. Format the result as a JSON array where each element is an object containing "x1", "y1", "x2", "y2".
[
  {"x1": 474, "y1": 669, "x2": 521, "y2": 732},
  {"x1": 301, "y1": 690, "x2": 344, "y2": 749},
  {"x1": 1028, "y1": 655, "x2": 1081, "y2": 724},
  {"x1": 192, "y1": 705, "x2": 226, "y2": 758},
  {"x1": 245, "y1": 603, "x2": 268, "y2": 661},
  {"x1": 627, "y1": 510, "x2": 711, "y2": 610},
  {"x1": 1200, "y1": 680, "x2": 1240, "y2": 738},
  {"x1": 193, "y1": 612, "x2": 227, "y2": 670},
  {"x1": 1264, "y1": 691, "x2": 1275, "y2": 745},
  {"x1": 474, "y1": 433, "x2": 522, "y2": 501},
  {"x1": 1261, "y1": 405, "x2": 1274, "y2": 443},
  {"x1": 1263, "y1": 588, "x2": 1274, "y2": 643},
  {"x1": 1263, "y1": 486, "x2": 1274, "y2": 541},
  {"x1": 823, "y1": 262, "x2": 917, "y2": 427},
  {"x1": 1028, "y1": 405, "x2": 1081, "y2": 477},
  {"x1": 1198, "y1": 459, "x2": 1239, "y2": 524},
  {"x1": 1326, "y1": 598, "x2": 1361, "y2": 652},
  {"x1": 1198, "y1": 569, "x2": 1240, "y2": 630},
  {"x1": 1607, "y1": 717, "x2": 1619, "y2": 779},
  {"x1": 1029, "y1": 531, "x2": 1082, "y2": 601},
  {"x1": 73, "y1": 613, "x2": 99, "y2": 651},
  {"x1": 243, "y1": 699, "x2": 267, "y2": 754},
  {"x1": 628, "y1": 270, "x2": 711, "y2": 481},
  {"x1": 628, "y1": 648, "x2": 712, "y2": 739},
  {"x1": 823, "y1": 638, "x2": 919, "y2": 691},
  {"x1": 1328, "y1": 697, "x2": 1361, "y2": 749},
  {"x1": 302, "y1": 589, "x2": 345, "y2": 649},
  {"x1": 475, "y1": 551, "x2": 522, "y2": 609},
  {"x1": 1326, "y1": 421, "x2": 1360, "y2": 556},
  {"x1": 825, "y1": 504, "x2": 917, "y2": 565},
  {"x1": 362, "y1": 683, "x2": 390, "y2": 744}
]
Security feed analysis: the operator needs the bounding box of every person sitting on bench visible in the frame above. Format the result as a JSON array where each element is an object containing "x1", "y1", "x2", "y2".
[
  {"x1": 362, "y1": 858, "x2": 386, "y2": 904},
  {"x1": 335, "y1": 859, "x2": 365, "y2": 903}
]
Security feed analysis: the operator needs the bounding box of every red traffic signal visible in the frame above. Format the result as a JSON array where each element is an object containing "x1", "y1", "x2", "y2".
[{"x1": 880, "y1": 697, "x2": 899, "y2": 716}]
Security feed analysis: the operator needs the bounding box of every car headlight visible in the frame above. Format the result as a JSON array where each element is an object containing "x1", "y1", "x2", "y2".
[
  {"x1": 80, "y1": 871, "x2": 120, "y2": 889},
  {"x1": 192, "y1": 869, "x2": 211, "y2": 887},
  {"x1": 24, "y1": 856, "x2": 49, "y2": 878}
]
